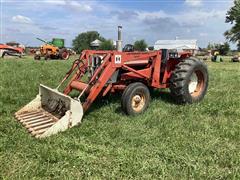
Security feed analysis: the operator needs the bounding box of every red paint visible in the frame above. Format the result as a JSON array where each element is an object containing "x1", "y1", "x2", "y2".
[{"x1": 59, "y1": 50, "x2": 190, "y2": 112}]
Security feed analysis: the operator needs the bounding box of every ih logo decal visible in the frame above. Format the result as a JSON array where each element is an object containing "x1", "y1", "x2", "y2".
[{"x1": 115, "y1": 55, "x2": 121, "y2": 64}]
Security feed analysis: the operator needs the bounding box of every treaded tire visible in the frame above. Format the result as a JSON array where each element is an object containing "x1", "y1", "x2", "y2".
[
  {"x1": 121, "y1": 82, "x2": 150, "y2": 115},
  {"x1": 34, "y1": 54, "x2": 41, "y2": 60},
  {"x1": 59, "y1": 48, "x2": 70, "y2": 60},
  {"x1": 169, "y1": 57, "x2": 208, "y2": 104}
]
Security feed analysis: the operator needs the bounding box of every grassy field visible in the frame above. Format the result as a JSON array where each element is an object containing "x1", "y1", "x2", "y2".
[{"x1": 0, "y1": 56, "x2": 240, "y2": 179}]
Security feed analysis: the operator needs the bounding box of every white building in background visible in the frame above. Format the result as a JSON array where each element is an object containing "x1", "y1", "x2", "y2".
[{"x1": 154, "y1": 39, "x2": 198, "y2": 55}]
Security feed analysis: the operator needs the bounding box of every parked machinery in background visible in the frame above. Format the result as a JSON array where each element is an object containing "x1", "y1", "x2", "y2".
[
  {"x1": 211, "y1": 50, "x2": 223, "y2": 62},
  {"x1": 231, "y1": 53, "x2": 240, "y2": 62},
  {"x1": 34, "y1": 38, "x2": 70, "y2": 60},
  {"x1": 123, "y1": 44, "x2": 134, "y2": 52},
  {"x1": 0, "y1": 42, "x2": 25, "y2": 58}
]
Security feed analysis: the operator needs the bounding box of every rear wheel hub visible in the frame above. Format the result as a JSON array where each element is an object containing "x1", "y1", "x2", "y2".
[
  {"x1": 62, "y1": 51, "x2": 69, "y2": 60},
  {"x1": 188, "y1": 70, "x2": 205, "y2": 97}
]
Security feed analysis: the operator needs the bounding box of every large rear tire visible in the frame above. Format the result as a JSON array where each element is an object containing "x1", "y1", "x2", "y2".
[
  {"x1": 121, "y1": 82, "x2": 150, "y2": 115},
  {"x1": 59, "y1": 48, "x2": 70, "y2": 60},
  {"x1": 169, "y1": 58, "x2": 208, "y2": 104}
]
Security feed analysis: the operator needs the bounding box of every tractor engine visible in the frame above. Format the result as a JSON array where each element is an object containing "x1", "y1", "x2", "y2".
[{"x1": 88, "y1": 55, "x2": 103, "y2": 79}]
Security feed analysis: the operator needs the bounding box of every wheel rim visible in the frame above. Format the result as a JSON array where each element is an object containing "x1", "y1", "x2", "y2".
[
  {"x1": 62, "y1": 52, "x2": 69, "y2": 60},
  {"x1": 131, "y1": 93, "x2": 145, "y2": 112},
  {"x1": 188, "y1": 70, "x2": 205, "y2": 97}
]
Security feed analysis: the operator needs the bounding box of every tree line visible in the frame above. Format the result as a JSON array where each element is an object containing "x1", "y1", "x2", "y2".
[
  {"x1": 72, "y1": 31, "x2": 147, "y2": 53},
  {"x1": 225, "y1": 0, "x2": 240, "y2": 50},
  {"x1": 72, "y1": 0, "x2": 240, "y2": 54},
  {"x1": 203, "y1": 0, "x2": 240, "y2": 55}
]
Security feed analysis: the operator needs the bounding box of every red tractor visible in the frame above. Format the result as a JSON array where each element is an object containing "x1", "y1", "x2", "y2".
[{"x1": 15, "y1": 27, "x2": 208, "y2": 138}]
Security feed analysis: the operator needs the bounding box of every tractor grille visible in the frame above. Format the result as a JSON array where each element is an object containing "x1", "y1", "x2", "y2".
[{"x1": 15, "y1": 109, "x2": 59, "y2": 138}]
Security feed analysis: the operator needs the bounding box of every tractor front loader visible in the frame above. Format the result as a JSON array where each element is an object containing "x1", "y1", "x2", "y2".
[{"x1": 15, "y1": 27, "x2": 208, "y2": 138}]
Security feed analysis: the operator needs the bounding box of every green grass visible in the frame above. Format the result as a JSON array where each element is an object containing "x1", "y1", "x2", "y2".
[{"x1": 0, "y1": 56, "x2": 240, "y2": 179}]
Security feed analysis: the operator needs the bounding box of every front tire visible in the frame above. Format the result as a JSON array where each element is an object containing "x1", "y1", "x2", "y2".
[
  {"x1": 170, "y1": 58, "x2": 208, "y2": 104},
  {"x1": 44, "y1": 55, "x2": 49, "y2": 60},
  {"x1": 121, "y1": 82, "x2": 150, "y2": 115},
  {"x1": 34, "y1": 54, "x2": 41, "y2": 60}
]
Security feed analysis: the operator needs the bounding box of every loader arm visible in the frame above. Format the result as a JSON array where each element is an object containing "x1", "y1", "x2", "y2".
[
  {"x1": 82, "y1": 55, "x2": 117, "y2": 111},
  {"x1": 59, "y1": 51, "x2": 118, "y2": 112}
]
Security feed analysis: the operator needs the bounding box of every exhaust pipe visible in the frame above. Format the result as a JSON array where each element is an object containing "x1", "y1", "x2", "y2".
[{"x1": 116, "y1": 26, "x2": 122, "y2": 52}]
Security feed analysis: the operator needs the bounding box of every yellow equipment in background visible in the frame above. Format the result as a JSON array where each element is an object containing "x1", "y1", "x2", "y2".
[
  {"x1": 34, "y1": 38, "x2": 69, "y2": 60},
  {"x1": 211, "y1": 50, "x2": 223, "y2": 62}
]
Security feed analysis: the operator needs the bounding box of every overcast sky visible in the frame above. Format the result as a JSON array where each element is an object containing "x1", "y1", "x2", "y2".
[{"x1": 0, "y1": 0, "x2": 235, "y2": 48}]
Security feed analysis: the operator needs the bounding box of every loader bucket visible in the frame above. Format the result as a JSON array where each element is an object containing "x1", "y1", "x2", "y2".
[{"x1": 15, "y1": 84, "x2": 83, "y2": 138}]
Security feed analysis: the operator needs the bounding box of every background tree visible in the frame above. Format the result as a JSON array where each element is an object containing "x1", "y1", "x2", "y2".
[
  {"x1": 224, "y1": 0, "x2": 240, "y2": 50},
  {"x1": 207, "y1": 42, "x2": 214, "y2": 50},
  {"x1": 133, "y1": 39, "x2": 148, "y2": 51},
  {"x1": 218, "y1": 42, "x2": 230, "y2": 55},
  {"x1": 72, "y1": 31, "x2": 105, "y2": 53},
  {"x1": 99, "y1": 40, "x2": 115, "y2": 50},
  {"x1": 207, "y1": 42, "x2": 230, "y2": 55}
]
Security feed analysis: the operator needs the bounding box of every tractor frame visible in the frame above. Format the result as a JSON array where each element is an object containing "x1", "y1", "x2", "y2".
[{"x1": 60, "y1": 50, "x2": 192, "y2": 112}]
